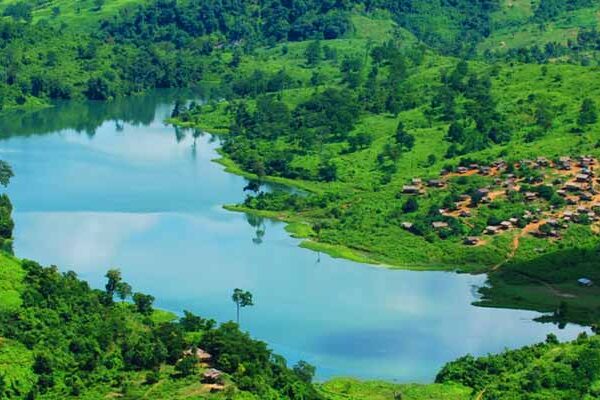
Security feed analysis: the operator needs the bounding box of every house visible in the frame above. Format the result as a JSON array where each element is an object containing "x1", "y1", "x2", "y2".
[
  {"x1": 500, "y1": 221, "x2": 512, "y2": 230},
  {"x1": 577, "y1": 206, "x2": 589, "y2": 214},
  {"x1": 566, "y1": 183, "x2": 583, "y2": 192},
  {"x1": 402, "y1": 185, "x2": 420, "y2": 195},
  {"x1": 509, "y1": 217, "x2": 519, "y2": 225},
  {"x1": 557, "y1": 189, "x2": 567, "y2": 197},
  {"x1": 580, "y1": 156, "x2": 595, "y2": 167},
  {"x1": 485, "y1": 226, "x2": 501, "y2": 235},
  {"x1": 536, "y1": 157, "x2": 550, "y2": 167},
  {"x1": 457, "y1": 166, "x2": 469, "y2": 174},
  {"x1": 580, "y1": 192, "x2": 594, "y2": 201},
  {"x1": 469, "y1": 163, "x2": 479, "y2": 170},
  {"x1": 477, "y1": 188, "x2": 490, "y2": 196},
  {"x1": 432, "y1": 222, "x2": 449, "y2": 230},
  {"x1": 401, "y1": 222, "x2": 414, "y2": 230},
  {"x1": 558, "y1": 157, "x2": 572, "y2": 170},
  {"x1": 459, "y1": 210, "x2": 472, "y2": 218},
  {"x1": 479, "y1": 166, "x2": 492, "y2": 175},
  {"x1": 428, "y1": 179, "x2": 444, "y2": 188},
  {"x1": 578, "y1": 278, "x2": 593, "y2": 287},
  {"x1": 202, "y1": 368, "x2": 224, "y2": 384},
  {"x1": 183, "y1": 348, "x2": 212, "y2": 363},
  {"x1": 412, "y1": 178, "x2": 422, "y2": 185},
  {"x1": 464, "y1": 237, "x2": 479, "y2": 246},
  {"x1": 524, "y1": 192, "x2": 539, "y2": 201},
  {"x1": 576, "y1": 174, "x2": 591, "y2": 183}
]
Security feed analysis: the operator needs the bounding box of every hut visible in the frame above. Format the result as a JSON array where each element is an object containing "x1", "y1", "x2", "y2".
[
  {"x1": 183, "y1": 348, "x2": 212, "y2": 363},
  {"x1": 202, "y1": 369, "x2": 224, "y2": 384},
  {"x1": 576, "y1": 174, "x2": 591, "y2": 183},
  {"x1": 485, "y1": 226, "x2": 501, "y2": 235},
  {"x1": 402, "y1": 185, "x2": 421, "y2": 195},
  {"x1": 524, "y1": 192, "x2": 539, "y2": 201},
  {"x1": 464, "y1": 237, "x2": 480, "y2": 246},
  {"x1": 432, "y1": 222, "x2": 449, "y2": 230},
  {"x1": 428, "y1": 179, "x2": 445, "y2": 188},
  {"x1": 500, "y1": 221, "x2": 513, "y2": 230},
  {"x1": 577, "y1": 278, "x2": 593, "y2": 287}
]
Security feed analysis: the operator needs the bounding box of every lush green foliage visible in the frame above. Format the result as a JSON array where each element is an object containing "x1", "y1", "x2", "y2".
[{"x1": 436, "y1": 333, "x2": 600, "y2": 399}]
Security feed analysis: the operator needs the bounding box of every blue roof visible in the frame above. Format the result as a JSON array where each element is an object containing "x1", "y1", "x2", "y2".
[{"x1": 578, "y1": 278, "x2": 593, "y2": 284}]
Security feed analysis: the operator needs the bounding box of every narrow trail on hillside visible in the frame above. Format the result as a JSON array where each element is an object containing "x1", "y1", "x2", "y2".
[
  {"x1": 489, "y1": 222, "x2": 576, "y2": 299},
  {"x1": 492, "y1": 222, "x2": 541, "y2": 271}
]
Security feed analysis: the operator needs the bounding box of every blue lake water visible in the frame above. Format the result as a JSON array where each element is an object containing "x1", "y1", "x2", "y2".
[{"x1": 0, "y1": 91, "x2": 589, "y2": 382}]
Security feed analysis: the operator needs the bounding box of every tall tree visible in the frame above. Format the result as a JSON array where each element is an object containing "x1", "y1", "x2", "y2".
[
  {"x1": 105, "y1": 269, "x2": 122, "y2": 297},
  {"x1": 232, "y1": 288, "x2": 254, "y2": 325}
]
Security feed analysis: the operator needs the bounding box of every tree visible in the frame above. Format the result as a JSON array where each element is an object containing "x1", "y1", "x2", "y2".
[
  {"x1": 105, "y1": 269, "x2": 122, "y2": 297},
  {"x1": 232, "y1": 288, "x2": 253, "y2": 325},
  {"x1": 578, "y1": 98, "x2": 598, "y2": 126},
  {"x1": 293, "y1": 361, "x2": 316, "y2": 383},
  {"x1": 395, "y1": 122, "x2": 415, "y2": 152},
  {"x1": 0, "y1": 161, "x2": 14, "y2": 187},
  {"x1": 115, "y1": 282, "x2": 132, "y2": 302},
  {"x1": 133, "y1": 293, "x2": 155, "y2": 315},
  {"x1": 403, "y1": 197, "x2": 419, "y2": 213},
  {"x1": 305, "y1": 40, "x2": 322, "y2": 67},
  {"x1": 175, "y1": 355, "x2": 198, "y2": 377}
]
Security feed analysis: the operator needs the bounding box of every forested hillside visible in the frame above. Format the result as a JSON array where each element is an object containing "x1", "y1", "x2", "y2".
[{"x1": 1, "y1": 0, "x2": 600, "y2": 398}]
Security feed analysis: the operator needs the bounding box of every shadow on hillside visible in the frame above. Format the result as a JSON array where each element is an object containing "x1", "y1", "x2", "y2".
[{"x1": 476, "y1": 245, "x2": 600, "y2": 328}]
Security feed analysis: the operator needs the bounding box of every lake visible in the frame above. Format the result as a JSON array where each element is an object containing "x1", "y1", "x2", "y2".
[{"x1": 0, "y1": 90, "x2": 588, "y2": 382}]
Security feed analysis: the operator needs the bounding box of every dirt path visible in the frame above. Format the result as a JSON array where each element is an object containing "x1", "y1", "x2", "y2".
[
  {"x1": 492, "y1": 222, "x2": 542, "y2": 271},
  {"x1": 476, "y1": 389, "x2": 486, "y2": 400}
]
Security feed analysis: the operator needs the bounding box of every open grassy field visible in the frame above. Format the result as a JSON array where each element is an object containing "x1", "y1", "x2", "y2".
[
  {"x1": 480, "y1": 0, "x2": 600, "y2": 53},
  {"x1": 318, "y1": 378, "x2": 471, "y2": 400}
]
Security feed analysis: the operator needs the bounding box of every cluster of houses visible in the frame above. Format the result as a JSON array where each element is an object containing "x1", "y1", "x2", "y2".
[
  {"x1": 181, "y1": 347, "x2": 225, "y2": 390},
  {"x1": 400, "y1": 155, "x2": 600, "y2": 246}
]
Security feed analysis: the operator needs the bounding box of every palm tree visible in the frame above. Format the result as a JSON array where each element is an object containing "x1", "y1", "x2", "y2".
[{"x1": 232, "y1": 288, "x2": 254, "y2": 325}]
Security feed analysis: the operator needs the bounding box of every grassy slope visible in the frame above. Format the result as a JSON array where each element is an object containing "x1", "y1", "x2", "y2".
[
  {"x1": 479, "y1": 0, "x2": 600, "y2": 52},
  {"x1": 0, "y1": 0, "x2": 147, "y2": 28},
  {"x1": 0, "y1": 252, "x2": 24, "y2": 312},
  {"x1": 318, "y1": 379, "x2": 471, "y2": 400}
]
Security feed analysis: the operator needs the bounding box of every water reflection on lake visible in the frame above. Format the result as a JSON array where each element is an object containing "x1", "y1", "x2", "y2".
[{"x1": 0, "y1": 90, "x2": 589, "y2": 382}]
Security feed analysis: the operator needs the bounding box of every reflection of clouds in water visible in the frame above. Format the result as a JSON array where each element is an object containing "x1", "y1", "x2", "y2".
[
  {"x1": 13, "y1": 212, "x2": 159, "y2": 271},
  {"x1": 60, "y1": 124, "x2": 215, "y2": 165}
]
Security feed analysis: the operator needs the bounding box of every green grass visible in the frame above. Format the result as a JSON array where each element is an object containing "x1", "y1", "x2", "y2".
[
  {"x1": 480, "y1": 1, "x2": 600, "y2": 53},
  {"x1": 318, "y1": 378, "x2": 471, "y2": 400},
  {"x1": 0, "y1": 252, "x2": 24, "y2": 312}
]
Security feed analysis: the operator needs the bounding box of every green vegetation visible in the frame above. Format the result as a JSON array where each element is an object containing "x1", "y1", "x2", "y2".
[
  {"x1": 2, "y1": 0, "x2": 600, "y2": 398},
  {"x1": 318, "y1": 334, "x2": 600, "y2": 399},
  {"x1": 0, "y1": 257, "x2": 322, "y2": 399}
]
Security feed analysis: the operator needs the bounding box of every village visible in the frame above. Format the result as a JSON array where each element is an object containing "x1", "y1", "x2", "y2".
[
  {"x1": 178, "y1": 347, "x2": 227, "y2": 393},
  {"x1": 400, "y1": 155, "x2": 600, "y2": 269}
]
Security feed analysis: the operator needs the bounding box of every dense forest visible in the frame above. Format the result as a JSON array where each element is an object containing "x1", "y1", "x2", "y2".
[{"x1": 2, "y1": 0, "x2": 598, "y2": 110}]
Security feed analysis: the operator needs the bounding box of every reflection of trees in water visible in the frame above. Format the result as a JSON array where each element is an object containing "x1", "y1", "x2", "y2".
[
  {"x1": 246, "y1": 213, "x2": 266, "y2": 245},
  {"x1": 0, "y1": 86, "x2": 223, "y2": 139},
  {"x1": 191, "y1": 129, "x2": 203, "y2": 159}
]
